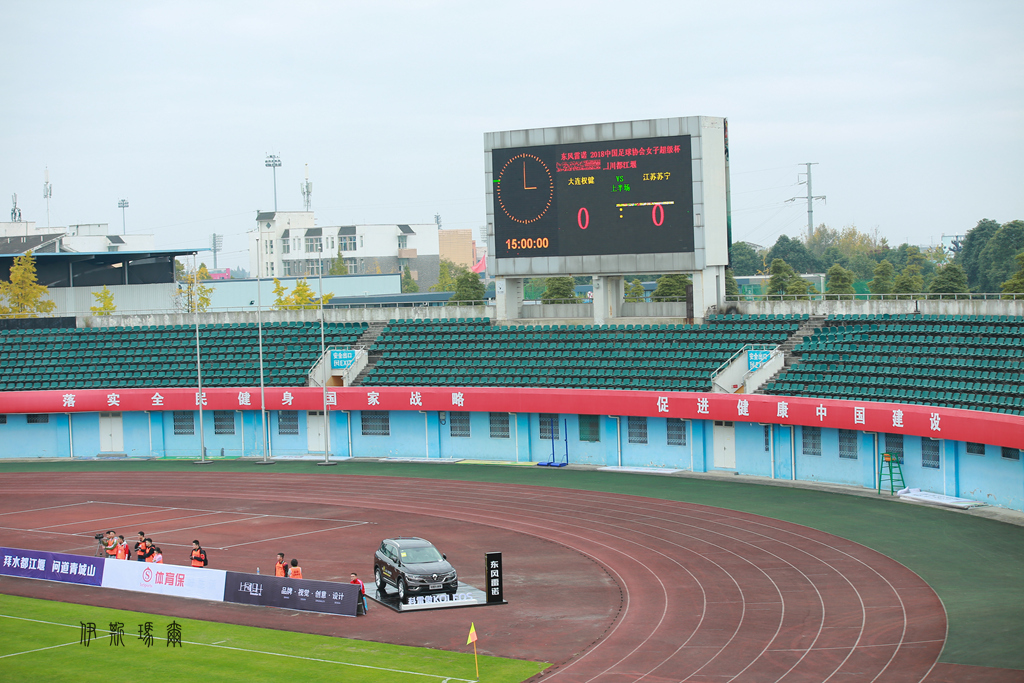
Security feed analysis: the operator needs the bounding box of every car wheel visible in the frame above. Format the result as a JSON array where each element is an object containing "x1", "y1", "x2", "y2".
[
  {"x1": 398, "y1": 579, "x2": 407, "y2": 603},
  {"x1": 374, "y1": 567, "x2": 386, "y2": 595}
]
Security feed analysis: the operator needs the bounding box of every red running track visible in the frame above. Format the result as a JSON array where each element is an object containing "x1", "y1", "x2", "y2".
[{"x1": 0, "y1": 472, "x2": 946, "y2": 682}]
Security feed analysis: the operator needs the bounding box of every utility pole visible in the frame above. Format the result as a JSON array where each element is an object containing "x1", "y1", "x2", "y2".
[
  {"x1": 118, "y1": 199, "x2": 129, "y2": 235},
  {"x1": 211, "y1": 233, "x2": 223, "y2": 269},
  {"x1": 43, "y1": 169, "x2": 52, "y2": 228},
  {"x1": 788, "y1": 163, "x2": 825, "y2": 240}
]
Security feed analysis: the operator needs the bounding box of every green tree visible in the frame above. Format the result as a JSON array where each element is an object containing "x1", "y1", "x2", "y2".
[
  {"x1": 651, "y1": 273, "x2": 692, "y2": 301},
  {"x1": 729, "y1": 241, "x2": 763, "y2": 276},
  {"x1": 1000, "y1": 251, "x2": 1024, "y2": 295},
  {"x1": 977, "y1": 220, "x2": 1024, "y2": 292},
  {"x1": 956, "y1": 218, "x2": 1001, "y2": 290},
  {"x1": 928, "y1": 263, "x2": 969, "y2": 297},
  {"x1": 197, "y1": 263, "x2": 211, "y2": 280},
  {"x1": 825, "y1": 264, "x2": 856, "y2": 298},
  {"x1": 0, "y1": 251, "x2": 57, "y2": 318},
  {"x1": 451, "y1": 270, "x2": 486, "y2": 302},
  {"x1": 724, "y1": 269, "x2": 739, "y2": 297},
  {"x1": 766, "y1": 235, "x2": 820, "y2": 273},
  {"x1": 892, "y1": 264, "x2": 924, "y2": 299},
  {"x1": 430, "y1": 259, "x2": 466, "y2": 292},
  {"x1": 541, "y1": 276, "x2": 578, "y2": 303},
  {"x1": 175, "y1": 266, "x2": 213, "y2": 312},
  {"x1": 868, "y1": 259, "x2": 896, "y2": 295},
  {"x1": 174, "y1": 258, "x2": 186, "y2": 282},
  {"x1": 89, "y1": 285, "x2": 116, "y2": 315},
  {"x1": 624, "y1": 278, "x2": 646, "y2": 302},
  {"x1": 765, "y1": 259, "x2": 811, "y2": 299},
  {"x1": 329, "y1": 245, "x2": 349, "y2": 275},
  {"x1": 401, "y1": 265, "x2": 419, "y2": 293}
]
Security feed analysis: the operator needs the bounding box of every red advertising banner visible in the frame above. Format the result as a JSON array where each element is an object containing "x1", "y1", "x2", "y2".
[{"x1": 0, "y1": 386, "x2": 1020, "y2": 449}]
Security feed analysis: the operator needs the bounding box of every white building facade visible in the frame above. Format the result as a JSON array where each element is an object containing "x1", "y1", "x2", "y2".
[
  {"x1": 0, "y1": 221, "x2": 155, "y2": 253},
  {"x1": 249, "y1": 212, "x2": 440, "y2": 290}
]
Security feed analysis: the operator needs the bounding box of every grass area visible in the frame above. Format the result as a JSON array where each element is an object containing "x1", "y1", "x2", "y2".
[
  {"x1": 1, "y1": 459, "x2": 1022, "y2": 670},
  {"x1": 0, "y1": 594, "x2": 546, "y2": 683}
]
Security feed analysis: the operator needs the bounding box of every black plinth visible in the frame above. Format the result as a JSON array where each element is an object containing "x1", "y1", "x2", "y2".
[{"x1": 367, "y1": 581, "x2": 505, "y2": 613}]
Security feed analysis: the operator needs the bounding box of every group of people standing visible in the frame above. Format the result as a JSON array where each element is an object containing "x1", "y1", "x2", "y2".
[{"x1": 100, "y1": 530, "x2": 208, "y2": 568}]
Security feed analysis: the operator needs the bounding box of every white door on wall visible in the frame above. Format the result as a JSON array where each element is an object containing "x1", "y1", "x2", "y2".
[
  {"x1": 713, "y1": 420, "x2": 736, "y2": 469},
  {"x1": 307, "y1": 411, "x2": 325, "y2": 452},
  {"x1": 99, "y1": 412, "x2": 124, "y2": 452}
]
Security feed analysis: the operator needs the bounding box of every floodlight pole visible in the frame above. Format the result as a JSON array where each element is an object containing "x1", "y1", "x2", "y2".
[
  {"x1": 265, "y1": 155, "x2": 281, "y2": 212},
  {"x1": 118, "y1": 199, "x2": 129, "y2": 235},
  {"x1": 255, "y1": 231, "x2": 274, "y2": 465},
  {"x1": 193, "y1": 258, "x2": 211, "y2": 465},
  {"x1": 317, "y1": 242, "x2": 335, "y2": 465}
]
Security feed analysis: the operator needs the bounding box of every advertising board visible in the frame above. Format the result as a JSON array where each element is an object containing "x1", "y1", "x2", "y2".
[
  {"x1": 223, "y1": 571, "x2": 359, "y2": 617},
  {"x1": 101, "y1": 560, "x2": 227, "y2": 601},
  {"x1": 1, "y1": 547, "x2": 104, "y2": 586}
]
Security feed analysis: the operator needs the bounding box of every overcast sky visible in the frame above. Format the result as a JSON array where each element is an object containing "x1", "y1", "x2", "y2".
[{"x1": 2, "y1": 1, "x2": 1021, "y2": 269}]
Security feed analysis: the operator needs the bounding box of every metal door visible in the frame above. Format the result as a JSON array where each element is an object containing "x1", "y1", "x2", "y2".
[
  {"x1": 307, "y1": 411, "x2": 325, "y2": 452},
  {"x1": 99, "y1": 412, "x2": 124, "y2": 452},
  {"x1": 712, "y1": 420, "x2": 736, "y2": 469}
]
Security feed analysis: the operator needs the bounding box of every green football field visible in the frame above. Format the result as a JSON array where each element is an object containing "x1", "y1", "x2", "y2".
[{"x1": 0, "y1": 594, "x2": 547, "y2": 683}]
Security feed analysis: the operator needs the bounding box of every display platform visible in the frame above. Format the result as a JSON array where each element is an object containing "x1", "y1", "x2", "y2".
[{"x1": 368, "y1": 581, "x2": 504, "y2": 612}]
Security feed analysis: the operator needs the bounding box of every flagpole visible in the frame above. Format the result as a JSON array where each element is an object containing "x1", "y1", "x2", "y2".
[{"x1": 473, "y1": 641, "x2": 479, "y2": 679}]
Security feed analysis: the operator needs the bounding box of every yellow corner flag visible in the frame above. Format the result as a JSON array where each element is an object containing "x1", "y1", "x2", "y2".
[{"x1": 468, "y1": 622, "x2": 479, "y2": 678}]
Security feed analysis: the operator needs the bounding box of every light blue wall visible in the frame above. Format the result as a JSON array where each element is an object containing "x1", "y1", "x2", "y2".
[{"x1": 957, "y1": 442, "x2": 1024, "y2": 511}]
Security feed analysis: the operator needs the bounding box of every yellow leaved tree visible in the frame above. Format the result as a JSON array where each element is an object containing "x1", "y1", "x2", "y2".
[{"x1": 0, "y1": 251, "x2": 57, "y2": 318}]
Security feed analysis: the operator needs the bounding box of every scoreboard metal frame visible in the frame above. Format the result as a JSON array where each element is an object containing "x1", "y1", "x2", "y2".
[{"x1": 484, "y1": 116, "x2": 730, "y2": 278}]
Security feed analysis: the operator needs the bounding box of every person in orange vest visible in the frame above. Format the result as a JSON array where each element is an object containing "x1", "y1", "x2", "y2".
[
  {"x1": 152, "y1": 547, "x2": 163, "y2": 564},
  {"x1": 134, "y1": 532, "x2": 147, "y2": 561},
  {"x1": 190, "y1": 540, "x2": 208, "y2": 568},
  {"x1": 275, "y1": 553, "x2": 289, "y2": 577},
  {"x1": 115, "y1": 535, "x2": 130, "y2": 560},
  {"x1": 288, "y1": 559, "x2": 302, "y2": 579},
  {"x1": 104, "y1": 530, "x2": 118, "y2": 559},
  {"x1": 142, "y1": 539, "x2": 156, "y2": 562},
  {"x1": 350, "y1": 572, "x2": 368, "y2": 614}
]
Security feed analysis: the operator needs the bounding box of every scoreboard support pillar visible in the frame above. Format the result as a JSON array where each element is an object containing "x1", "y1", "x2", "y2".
[
  {"x1": 495, "y1": 277, "x2": 524, "y2": 321},
  {"x1": 592, "y1": 276, "x2": 624, "y2": 325},
  {"x1": 690, "y1": 266, "x2": 726, "y2": 321}
]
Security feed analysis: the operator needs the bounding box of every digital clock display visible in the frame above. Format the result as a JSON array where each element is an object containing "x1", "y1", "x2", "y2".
[{"x1": 492, "y1": 134, "x2": 693, "y2": 260}]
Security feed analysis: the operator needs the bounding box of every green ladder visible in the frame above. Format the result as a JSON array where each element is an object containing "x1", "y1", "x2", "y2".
[{"x1": 877, "y1": 452, "x2": 906, "y2": 495}]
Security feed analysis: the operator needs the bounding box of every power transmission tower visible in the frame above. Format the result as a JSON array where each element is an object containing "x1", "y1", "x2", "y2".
[
  {"x1": 211, "y1": 233, "x2": 223, "y2": 269},
  {"x1": 788, "y1": 163, "x2": 825, "y2": 240}
]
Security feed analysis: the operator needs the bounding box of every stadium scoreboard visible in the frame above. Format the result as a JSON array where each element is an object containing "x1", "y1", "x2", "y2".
[
  {"x1": 491, "y1": 135, "x2": 693, "y2": 259},
  {"x1": 484, "y1": 117, "x2": 730, "y2": 278}
]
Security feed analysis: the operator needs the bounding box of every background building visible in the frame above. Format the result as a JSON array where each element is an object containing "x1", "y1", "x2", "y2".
[
  {"x1": 249, "y1": 212, "x2": 441, "y2": 290},
  {"x1": 438, "y1": 229, "x2": 477, "y2": 269}
]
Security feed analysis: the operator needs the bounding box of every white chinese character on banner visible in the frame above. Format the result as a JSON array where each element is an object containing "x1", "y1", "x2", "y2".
[
  {"x1": 107, "y1": 393, "x2": 120, "y2": 407},
  {"x1": 737, "y1": 399, "x2": 749, "y2": 416},
  {"x1": 929, "y1": 412, "x2": 941, "y2": 431},
  {"x1": 410, "y1": 391, "x2": 422, "y2": 406},
  {"x1": 282, "y1": 391, "x2": 294, "y2": 406},
  {"x1": 696, "y1": 397, "x2": 709, "y2": 414},
  {"x1": 151, "y1": 392, "x2": 164, "y2": 406},
  {"x1": 367, "y1": 391, "x2": 380, "y2": 406},
  {"x1": 238, "y1": 391, "x2": 251, "y2": 406},
  {"x1": 325, "y1": 392, "x2": 337, "y2": 406},
  {"x1": 37, "y1": 559, "x2": 45, "y2": 571},
  {"x1": 892, "y1": 409, "x2": 904, "y2": 428},
  {"x1": 195, "y1": 391, "x2": 207, "y2": 406},
  {"x1": 777, "y1": 401, "x2": 789, "y2": 418},
  {"x1": 452, "y1": 392, "x2": 464, "y2": 407},
  {"x1": 815, "y1": 404, "x2": 827, "y2": 421},
  {"x1": 657, "y1": 396, "x2": 669, "y2": 413},
  {"x1": 62, "y1": 394, "x2": 76, "y2": 408},
  {"x1": 854, "y1": 406, "x2": 865, "y2": 425}
]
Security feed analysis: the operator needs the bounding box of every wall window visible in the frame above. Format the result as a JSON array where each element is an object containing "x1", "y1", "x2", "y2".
[
  {"x1": 668, "y1": 418, "x2": 687, "y2": 447},
  {"x1": 450, "y1": 411, "x2": 470, "y2": 438},
  {"x1": 305, "y1": 236, "x2": 322, "y2": 253},
  {"x1": 627, "y1": 416, "x2": 648, "y2": 444},
  {"x1": 539, "y1": 414, "x2": 559, "y2": 440},
  {"x1": 489, "y1": 413, "x2": 509, "y2": 439},
  {"x1": 0, "y1": 414, "x2": 6, "y2": 424},
  {"x1": 884, "y1": 433, "x2": 904, "y2": 464},
  {"x1": 1002, "y1": 447, "x2": 1021, "y2": 461},
  {"x1": 279, "y1": 411, "x2": 299, "y2": 435},
  {"x1": 264, "y1": 239, "x2": 274, "y2": 255},
  {"x1": 344, "y1": 258, "x2": 358, "y2": 273},
  {"x1": 922, "y1": 438, "x2": 940, "y2": 469},
  {"x1": 361, "y1": 411, "x2": 390, "y2": 436},
  {"x1": 802, "y1": 426, "x2": 821, "y2": 456},
  {"x1": 27, "y1": 414, "x2": 49, "y2": 424},
  {"x1": 326, "y1": 236, "x2": 335, "y2": 251},
  {"x1": 398, "y1": 235, "x2": 408, "y2": 249},
  {"x1": 173, "y1": 411, "x2": 194, "y2": 435},
  {"x1": 268, "y1": 262, "x2": 275, "y2": 277},
  {"x1": 339, "y1": 236, "x2": 356, "y2": 251},
  {"x1": 281, "y1": 239, "x2": 290, "y2": 254},
  {"x1": 838, "y1": 430, "x2": 858, "y2": 460},
  {"x1": 214, "y1": 411, "x2": 235, "y2": 435},
  {"x1": 578, "y1": 415, "x2": 600, "y2": 443},
  {"x1": 966, "y1": 442, "x2": 986, "y2": 455},
  {"x1": 308, "y1": 259, "x2": 322, "y2": 276}
]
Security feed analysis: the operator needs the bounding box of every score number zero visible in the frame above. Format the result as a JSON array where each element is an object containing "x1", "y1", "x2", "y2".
[{"x1": 576, "y1": 201, "x2": 676, "y2": 230}]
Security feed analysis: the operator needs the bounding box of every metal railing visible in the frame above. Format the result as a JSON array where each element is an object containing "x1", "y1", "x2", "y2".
[{"x1": 726, "y1": 292, "x2": 1024, "y2": 302}]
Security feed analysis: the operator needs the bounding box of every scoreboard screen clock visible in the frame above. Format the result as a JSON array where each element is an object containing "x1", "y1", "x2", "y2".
[{"x1": 492, "y1": 134, "x2": 693, "y2": 259}]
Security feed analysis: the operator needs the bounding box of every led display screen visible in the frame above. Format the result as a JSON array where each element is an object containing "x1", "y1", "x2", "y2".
[{"x1": 491, "y1": 135, "x2": 693, "y2": 259}]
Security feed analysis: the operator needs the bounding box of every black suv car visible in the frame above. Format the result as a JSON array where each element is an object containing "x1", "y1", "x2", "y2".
[{"x1": 374, "y1": 537, "x2": 458, "y2": 603}]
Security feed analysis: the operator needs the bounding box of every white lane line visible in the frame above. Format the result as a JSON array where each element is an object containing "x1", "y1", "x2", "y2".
[
  {"x1": 34, "y1": 510, "x2": 247, "y2": 531},
  {"x1": 0, "y1": 640, "x2": 80, "y2": 659},
  {"x1": 33, "y1": 507, "x2": 180, "y2": 530},
  {"x1": 85, "y1": 501, "x2": 369, "y2": 524},
  {"x1": 0, "y1": 613, "x2": 477, "y2": 681},
  {"x1": 0, "y1": 502, "x2": 93, "y2": 518},
  {"x1": 218, "y1": 522, "x2": 369, "y2": 549}
]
